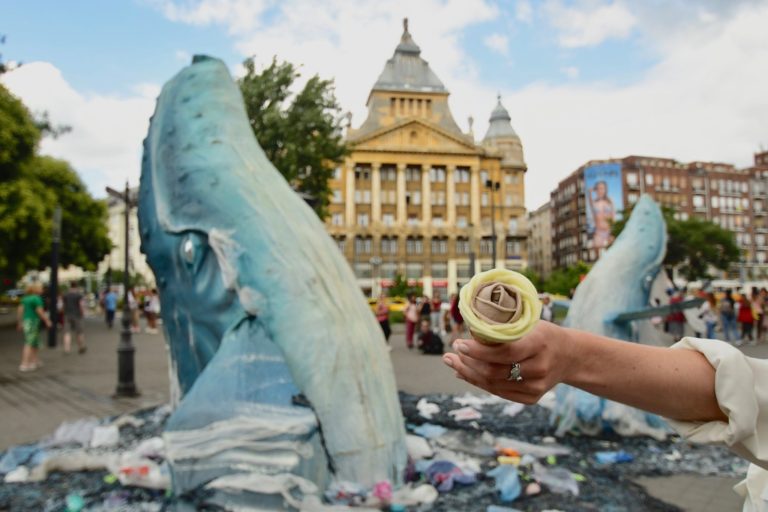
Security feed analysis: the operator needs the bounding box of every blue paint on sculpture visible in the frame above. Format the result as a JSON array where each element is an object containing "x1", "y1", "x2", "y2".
[
  {"x1": 554, "y1": 195, "x2": 670, "y2": 439},
  {"x1": 137, "y1": 55, "x2": 407, "y2": 506}
]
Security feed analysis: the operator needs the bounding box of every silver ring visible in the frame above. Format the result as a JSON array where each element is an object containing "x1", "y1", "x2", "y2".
[{"x1": 507, "y1": 362, "x2": 523, "y2": 382}]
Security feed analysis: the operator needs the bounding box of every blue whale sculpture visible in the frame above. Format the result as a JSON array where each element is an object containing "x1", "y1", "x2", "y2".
[
  {"x1": 138, "y1": 56, "x2": 407, "y2": 506},
  {"x1": 553, "y1": 194, "x2": 670, "y2": 439}
]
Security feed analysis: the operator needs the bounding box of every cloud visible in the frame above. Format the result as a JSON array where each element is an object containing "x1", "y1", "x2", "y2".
[
  {"x1": 147, "y1": 0, "x2": 271, "y2": 34},
  {"x1": 515, "y1": 0, "x2": 533, "y2": 23},
  {"x1": 483, "y1": 33, "x2": 509, "y2": 55},
  {"x1": 545, "y1": 0, "x2": 636, "y2": 48},
  {"x1": 1, "y1": 63, "x2": 156, "y2": 195},
  {"x1": 560, "y1": 66, "x2": 579, "y2": 79}
]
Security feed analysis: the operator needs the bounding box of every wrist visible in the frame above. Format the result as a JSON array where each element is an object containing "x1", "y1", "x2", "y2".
[{"x1": 560, "y1": 326, "x2": 592, "y2": 387}]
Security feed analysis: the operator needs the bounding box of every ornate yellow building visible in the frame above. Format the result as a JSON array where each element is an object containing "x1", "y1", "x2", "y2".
[{"x1": 326, "y1": 20, "x2": 527, "y2": 296}]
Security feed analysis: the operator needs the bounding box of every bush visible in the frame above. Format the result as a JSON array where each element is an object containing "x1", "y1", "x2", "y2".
[{"x1": 389, "y1": 310, "x2": 405, "y2": 324}]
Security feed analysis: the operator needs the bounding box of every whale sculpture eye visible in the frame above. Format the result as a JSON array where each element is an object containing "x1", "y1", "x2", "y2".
[{"x1": 179, "y1": 232, "x2": 207, "y2": 275}]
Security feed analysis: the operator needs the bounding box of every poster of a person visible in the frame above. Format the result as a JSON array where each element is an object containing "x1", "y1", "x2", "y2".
[{"x1": 584, "y1": 163, "x2": 623, "y2": 251}]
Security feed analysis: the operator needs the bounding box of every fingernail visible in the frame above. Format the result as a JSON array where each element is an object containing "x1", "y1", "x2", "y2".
[
  {"x1": 443, "y1": 356, "x2": 453, "y2": 368},
  {"x1": 457, "y1": 342, "x2": 469, "y2": 354}
]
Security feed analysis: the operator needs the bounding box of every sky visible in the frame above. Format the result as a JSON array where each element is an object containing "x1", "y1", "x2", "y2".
[{"x1": 2, "y1": 0, "x2": 768, "y2": 209}]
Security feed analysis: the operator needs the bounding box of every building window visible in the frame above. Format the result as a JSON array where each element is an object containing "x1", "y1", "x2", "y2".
[
  {"x1": 645, "y1": 174, "x2": 654, "y2": 186},
  {"x1": 430, "y1": 166, "x2": 446, "y2": 182},
  {"x1": 357, "y1": 213, "x2": 369, "y2": 227},
  {"x1": 712, "y1": 196, "x2": 719, "y2": 208},
  {"x1": 333, "y1": 167, "x2": 342, "y2": 180},
  {"x1": 382, "y1": 213, "x2": 395, "y2": 226},
  {"x1": 431, "y1": 237, "x2": 447, "y2": 254},
  {"x1": 505, "y1": 194, "x2": 513, "y2": 207},
  {"x1": 335, "y1": 236, "x2": 346, "y2": 254},
  {"x1": 505, "y1": 238, "x2": 521, "y2": 257},
  {"x1": 626, "y1": 173, "x2": 638, "y2": 187},
  {"x1": 481, "y1": 193, "x2": 489, "y2": 207},
  {"x1": 406, "y1": 236, "x2": 423, "y2": 255},
  {"x1": 432, "y1": 216, "x2": 444, "y2": 227},
  {"x1": 457, "y1": 263, "x2": 471, "y2": 279},
  {"x1": 381, "y1": 237, "x2": 398, "y2": 255},
  {"x1": 354, "y1": 236, "x2": 372, "y2": 254},
  {"x1": 382, "y1": 262, "x2": 398, "y2": 279},
  {"x1": 431, "y1": 191, "x2": 446, "y2": 205},
  {"x1": 406, "y1": 263, "x2": 423, "y2": 279},
  {"x1": 407, "y1": 214, "x2": 419, "y2": 226},
  {"x1": 354, "y1": 189, "x2": 371, "y2": 204},
  {"x1": 354, "y1": 164, "x2": 371, "y2": 181},
  {"x1": 480, "y1": 237, "x2": 494, "y2": 255},
  {"x1": 480, "y1": 170, "x2": 489, "y2": 184},
  {"x1": 354, "y1": 263, "x2": 372, "y2": 278},
  {"x1": 456, "y1": 216, "x2": 468, "y2": 228},
  {"x1": 692, "y1": 195, "x2": 705, "y2": 209},
  {"x1": 332, "y1": 190, "x2": 342, "y2": 203},
  {"x1": 406, "y1": 190, "x2": 421, "y2": 205},
  {"x1": 406, "y1": 166, "x2": 421, "y2": 182},
  {"x1": 455, "y1": 167, "x2": 470, "y2": 183},
  {"x1": 505, "y1": 172, "x2": 518, "y2": 185},
  {"x1": 431, "y1": 263, "x2": 448, "y2": 278},
  {"x1": 455, "y1": 192, "x2": 470, "y2": 206},
  {"x1": 456, "y1": 237, "x2": 470, "y2": 255},
  {"x1": 331, "y1": 213, "x2": 344, "y2": 226},
  {"x1": 381, "y1": 166, "x2": 397, "y2": 181},
  {"x1": 507, "y1": 218, "x2": 518, "y2": 233},
  {"x1": 627, "y1": 193, "x2": 638, "y2": 205}
]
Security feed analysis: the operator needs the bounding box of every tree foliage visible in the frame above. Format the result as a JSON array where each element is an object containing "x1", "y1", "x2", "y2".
[
  {"x1": 543, "y1": 261, "x2": 591, "y2": 297},
  {"x1": 612, "y1": 205, "x2": 740, "y2": 282},
  {"x1": 0, "y1": 83, "x2": 111, "y2": 284},
  {"x1": 387, "y1": 274, "x2": 423, "y2": 298},
  {"x1": 238, "y1": 57, "x2": 348, "y2": 219}
]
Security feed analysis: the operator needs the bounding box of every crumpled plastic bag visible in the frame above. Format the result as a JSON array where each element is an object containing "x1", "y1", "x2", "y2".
[
  {"x1": 423, "y1": 460, "x2": 476, "y2": 492},
  {"x1": 487, "y1": 464, "x2": 522, "y2": 502},
  {"x1": 532, "y1": 462, "x2": 579, "y2": 496}
]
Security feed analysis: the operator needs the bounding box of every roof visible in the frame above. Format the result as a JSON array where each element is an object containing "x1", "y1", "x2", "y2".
[
  {"x1": 371, "y1": 18, "x2": 447, "y2": 94},
  {"x1": 483, "y1": 95, "x2": 518, "y2": 140}
]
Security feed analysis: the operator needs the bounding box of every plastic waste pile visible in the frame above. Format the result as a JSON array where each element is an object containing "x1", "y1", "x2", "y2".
[{"x1": 0, "y1": 393, "x2": 749, "y2": 511}]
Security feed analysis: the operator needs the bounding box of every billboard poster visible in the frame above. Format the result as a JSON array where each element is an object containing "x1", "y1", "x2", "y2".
[{"x1": 584, "y1": 162, "x2": 623, "y2": 250}]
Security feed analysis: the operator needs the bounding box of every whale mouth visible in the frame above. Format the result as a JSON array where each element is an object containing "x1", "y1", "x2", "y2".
[{"x1": 163, "y1": 317, "x2": 332, "y2": 500}]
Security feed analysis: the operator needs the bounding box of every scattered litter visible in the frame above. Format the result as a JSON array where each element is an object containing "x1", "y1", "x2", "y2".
[
  {"x1": 434, "y1": 430, "x2": 495, "y2": 457},
  {"x1": 91, "y1": 425, "x2": 120, "y2": 448},
  {"x1": 3, "y1": 465, "x2": 29, "y2": 483},
  {"x1": 595, "y1": 451, "x2": 634, "y2": 464},
  {"x1": 0, "y1": 444, "x2": 44, "y2": 475},
  {"x1": 372, "y1": 481, "x2": 393, "y2": 503},
  {"x1": 390, "y1": 483, "x2": 438, "y2": 506},
  {"x1": 495, "y1": 437, "x2": 572, "y2": 458},
  {"x1": 546, "y1": 455, "x2": 557, "y2": 465},
  {"x1": 453, "y1": 392, "x2": 507, "y2": 409},
  {"x1": 412, "y1": 423, "x2": 447, "y2": 439},
  {"x1": 65, "y1": 492, "x2": 85, "y2": 512},
  {"x1": 43, "y1": 418, "x2": 100, "y2": 448},
  {"x1": 525, "y1": 482, "x2": 541, "y2": 496},
  {"x1": 487, "y1": 506, "x2": 524, "y2": 512},
  {"x1": 406, "y1": 435, "x2": 434, "y2": 460},
  {"x1": 417, "y1": 398, "x2": 441, "y2": 420},
  {"x1": 448, "y1": 406, "x2": 483, "y2": 421},
  {"x1": 532, "y1": 463, "x2": 579, "y2": 496},
  {"x1": 424, "y1": 461, "x2": 476, "y2": 492},
  {"x1": 501, "y1": 403, "x2": 525, "y2": 418},
  {"x1": 487, "y1": 464, "x2": 522, "y2": 502},
  {"x1": 110, "y1": 414, "x2": 146, "y2": 429},
  {"x1": 134, "y1": 437, "x2": 165, "y2": 459}
]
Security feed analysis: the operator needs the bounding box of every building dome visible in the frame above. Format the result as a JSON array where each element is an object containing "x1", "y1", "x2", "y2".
[
  {"x1": 371, "y1": 18, "x2": 447, "y2": 94},
  {"x1": 483, "y1": 95, "x2": 526, "y2": 170},
  {"x1": 483, "y1": 95, "x2": 518, "y2": 140}
]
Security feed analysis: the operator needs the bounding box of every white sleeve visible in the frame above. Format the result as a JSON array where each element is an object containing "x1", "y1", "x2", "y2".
[{"x1": 667, "y1": 337, "x2": 768, "y2": 470}]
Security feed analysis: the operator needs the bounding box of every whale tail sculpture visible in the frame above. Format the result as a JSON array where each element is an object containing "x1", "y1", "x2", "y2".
[
  {"x1": 138, "y1": 55, "x2": 407, "y2": 508},
  {"x1": 553, "y1": 194, "x2": 671, "y2": 439}
]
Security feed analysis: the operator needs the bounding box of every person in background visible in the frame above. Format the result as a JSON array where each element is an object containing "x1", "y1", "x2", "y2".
[
  {"x1": 450, "y1": 293, "x2": 465, "y2": 339},
  {"x1": 430, "y1": 292, "x2": 443, "y2": 334},
  {"x1": 752, "y1": 288, "x2": 764, "y2": 345},
  {"x1": 666, "y1": 289, "x2": 686, "y2": 342},
  {"x1": 145, "y1": 289, "x2": 161, "y2": 334},
  {"x1": 419, "y1": 295, "x2": 431, "y2": 322},
  {"x1": 738, "y1": 293, "x2": 754, "y2": 345},
  {"x1": 404, "y1": 294, "x2": 419, "y2": 350},
  {"x1": 720, "y1": 291, "x2": 738, "y2": 343},
  {"x1": 17, "y1": 283, "x2": 52, "y2": 372},
  {"x1": 760, "y1": 288, "x2": 768, "y2": 343},
  {"x1": 127, "y1": 288, "x2": 141, "y2": 333},
  {"x1": 540, "y1": 294, "x2": 553, "y2": 322},
  {"x1": 417, "y1": 318, "x2": 444, "y2": 355},
  {"x1": 698, "y1": 292, "x2": 719, "y2": 340},
  {"x1": 375, "y1": 294, "x2": 391, "y2": 345},
  {"x1": 62, "y1": 281, "x2": 87, "y2": 354},
  {"x1": 104, "y1": 288, "x2": 118, "y2": 329}
]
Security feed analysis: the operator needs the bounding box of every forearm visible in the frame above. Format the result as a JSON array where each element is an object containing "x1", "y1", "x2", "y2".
[{"x1": 563, "y1": 327, "x2": 726, "y2": 422}]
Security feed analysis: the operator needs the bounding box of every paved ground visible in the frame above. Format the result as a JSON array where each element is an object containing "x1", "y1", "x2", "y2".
[{"x1": 2, "y1": 314, "x2": 766, "y2": 510}]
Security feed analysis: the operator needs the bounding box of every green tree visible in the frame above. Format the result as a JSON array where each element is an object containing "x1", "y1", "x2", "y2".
[
  {"x1": 544, "y1": 261, "x2": 591, "y2": 296},
  {"x1": 612, "y1": 205, "x2": 740, "y2": 282},
  {"x1": 387, "y1": 274, "x2": 422, "y2": 298},
  {"x1": 0, "y1": 83, "x2": 111, "y2": 283},
  {"x1": 238, "y1": 57, "x2": 348, "y2": 219},
  {"x1": 519, "y1": 267, "x2": 543, "y2": 291}
]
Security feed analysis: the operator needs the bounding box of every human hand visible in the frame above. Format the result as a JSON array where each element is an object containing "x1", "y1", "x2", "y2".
[{"x1": 442, "y1": 321, "x2": 577, "y2": 405}]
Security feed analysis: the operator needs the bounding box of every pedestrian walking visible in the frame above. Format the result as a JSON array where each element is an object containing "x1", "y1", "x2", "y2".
[
  {"x1": 430, "y1": 292, "x2": 443, "y2": 334},
  {"x1": 104, "y1": 288, "x2": 118, "y2": 329},
  {"x1": 666, "y1": 290, "x2": 686, "y2": 342},
  {"x1": 540, "y1": 294, "x2": 553, "y2": 322},
  {"x1": 17, "y1": 283, "x2": 52, "y2": 372},
  {"x1": 62, "y1": 281, "x2": 87, "y2": 354},
  {"x1": 738, "y1": 294, "x2": 754, "y2": 345},
  {"x1": 719, "y1": 291, "x2": 738, "y2": 343},
  {"x1": 375, "y1": 294, "x2": 391, "y2": 344},
  {"x1": 128, "y1": 288, "x2": 141, "y2": 333},
  {"x1": 698, "y1": 292, "x2": 719, "y2": 340},
  {"x1": 145, "y1": 289, "x2": 161, "y2": 334},
  {"x1": 404, "y1": 294, "x2": 419, "y2": 350},
  {"x1": 752, "y1": 288, "x2": 765, "y2": 344},
  {"x1": 450, "y1": 293, "x2": 465, "y2": 339}
]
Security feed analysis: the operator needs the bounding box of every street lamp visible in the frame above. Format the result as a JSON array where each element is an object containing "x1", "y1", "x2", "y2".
[
  {"x1": 485, "y1": 179, "x2": 501, "y2": 269},
  {"x1": 48, "y1": 206, "x2": 62, "y2": 348},
  {"x1": 370, "y1": 256, "x2": 382, "y2": 298},
  {"x1": 106, "y1": 182, "x2": 140, "y2": 398}
]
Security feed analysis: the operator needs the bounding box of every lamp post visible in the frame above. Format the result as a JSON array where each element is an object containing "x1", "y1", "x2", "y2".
[
  {"x1": 485, "y1": 179, "x2": 500, "y2": 269},
  {"x1": 48, "y1": 206, "x2": 62, "y2": 348},
  {"x1": 106, "y1": 182, "x2": 139, "y2": 398},
  {"x1": 370, "y1": 256, "x2": 382, "y2": 298}
]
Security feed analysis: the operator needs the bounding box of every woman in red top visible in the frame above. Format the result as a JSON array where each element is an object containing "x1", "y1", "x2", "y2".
[
  {"x1": 404, "y1": 294, "x2": 419, "y2": 349},
  {"x1": 375, "y1": 294, "x2": 391, "y2": 344},
  {"x1": 738, "y1": 295, "x2": 754, "y2": 343}
]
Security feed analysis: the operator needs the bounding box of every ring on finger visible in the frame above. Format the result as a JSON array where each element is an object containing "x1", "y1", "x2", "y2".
[{"x1": 506, "y1": 362, "x2": 523, "y2": 382}]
